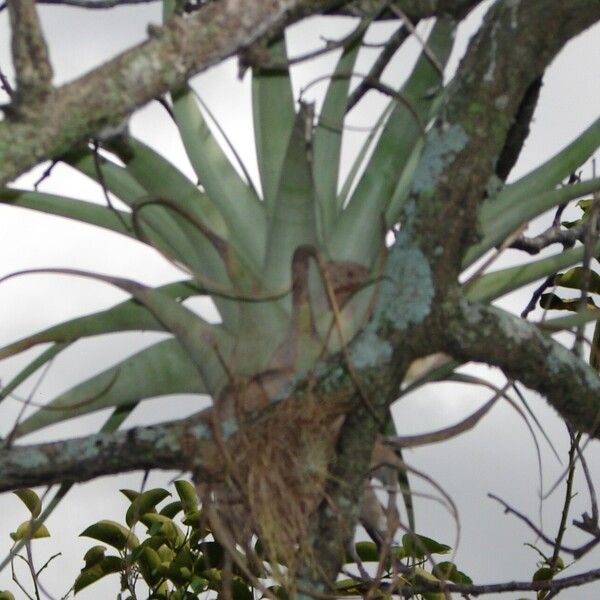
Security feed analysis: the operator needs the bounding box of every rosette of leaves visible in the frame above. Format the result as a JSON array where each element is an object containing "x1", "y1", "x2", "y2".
[{"x1": 1, "y1": 0, "x2": 600, "y2": 583}]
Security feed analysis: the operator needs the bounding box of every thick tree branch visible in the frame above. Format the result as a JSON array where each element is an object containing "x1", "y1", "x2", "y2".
[
  {"x1": 0, "y1": 413, "x2": 213, "y2": 492},
  {"x1": 7, "y1": 0, "x2": 53, "y2": 106},
  {"x1": 446, "y1": 299, "x2": 600, "y2": 436},
  {"x1": 329, "y1": 0, "x2": 483, "y2": 20},
  {"x1": 401, "y1": 0, "x2": 600, "y2": 297},
  {"x1": 0, "y1": 0, "x2": 345, "y2": 187}
]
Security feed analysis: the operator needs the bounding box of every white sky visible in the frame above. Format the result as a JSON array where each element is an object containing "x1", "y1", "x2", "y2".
[{"x1": 0, "y1": 1, "x2": 599, "y2": 598}]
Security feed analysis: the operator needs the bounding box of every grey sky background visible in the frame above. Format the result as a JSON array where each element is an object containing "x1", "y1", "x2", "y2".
[{"x1": 0, "y1": 1, "x2": 600, "y2": 598}]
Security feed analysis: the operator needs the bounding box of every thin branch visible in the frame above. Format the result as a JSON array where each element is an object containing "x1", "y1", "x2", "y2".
[
  {"x1": 511, "y1": 221, "x2": 586, "y2": 254},
  {"x1": 398, "y1": 567, "x2": 600, "y2": 596},
  {"x1": 346, "y1": 24, "x2": 411, "y2": 111}
]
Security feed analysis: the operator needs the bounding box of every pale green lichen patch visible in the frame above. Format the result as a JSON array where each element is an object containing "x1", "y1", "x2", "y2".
[
  {"x1": 411, "y1": 124, "x2": 469, "y2": 195},
  {"x1": 11, "y1": 448, "x2": 47, "y2": 469},
  {"x1": 493, "y1": 308, "x2": 532, "y2": 343},
  {"x1": 376, "y1": 239, "x2": 435, "y2": 331},
  {"x1": 350, "y1": 329, "x2": 393, "y2": 370}
]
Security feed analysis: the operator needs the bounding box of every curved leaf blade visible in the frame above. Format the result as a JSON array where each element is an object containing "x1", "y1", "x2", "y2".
[
  {"x1": 252, "y1": 38, "x2": 296, "y2": 216},
  {"x1": 15, "y1": 338, "x2": 207, "y2": 437}
]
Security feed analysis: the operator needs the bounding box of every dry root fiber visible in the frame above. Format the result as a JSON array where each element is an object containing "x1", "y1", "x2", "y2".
[{"x1": 195, "y1": 392, "x2": 345, "y2": 585}]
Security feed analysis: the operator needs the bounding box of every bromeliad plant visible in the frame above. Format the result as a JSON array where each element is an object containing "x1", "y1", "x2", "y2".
[{"x1": 1, "y1": 1, "x2": 600, "y2": 596}]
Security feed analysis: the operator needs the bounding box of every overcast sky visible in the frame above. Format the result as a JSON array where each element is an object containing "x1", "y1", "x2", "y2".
[{"x1": 1, "y1": 2, "x2": 600, "y2": 598}]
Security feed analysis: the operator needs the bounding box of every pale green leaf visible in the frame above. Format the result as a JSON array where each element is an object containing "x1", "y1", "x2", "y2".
[
  {"x1": 15, "y1": 338, "x2": 207, "y2": 438},
  {"x1": 252, "y1": 38, "x2": 296, "y2": 216},
  {"x1": 331, "y1": 17, "x2": 456, "y2": 264},
  {"x1": 313, "y1": 33, "x2": 362, "y2": 239}
]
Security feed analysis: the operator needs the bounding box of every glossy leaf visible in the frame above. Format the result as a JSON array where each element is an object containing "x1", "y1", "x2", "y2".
[
  {"x1": 73, "y1": 556, "x2": 123, "y2": 594},
  {"x1": 80, "y1": 520, "x2": 139, "y2": 551},
  {"x1": 10, "y1": 521, "x2": 50, "y2": 541},
  {"x1": 174, "y1": 480, "x2": 199, "y2": 515},
  {"x1": 555, "y1": 266, "x2": 600, "y2": 294},
  {"x1": 83, "y1": 545, "x2": 107, "y2": 568},
  {"x1": 140, "y1": 514, "x2": 185, "y2": 547},
  {"x1": 12, "y1": 489, "x2": 42, "y2": 518},
  {"x1": 540, "y1": 293, "x2": 596, "y2": 312},
  {"x1": 125, "y1": 488, "x2": 171, "y2": 527},
  {"x1": 402, "y1": 533, "x2": 451, "y2": 559},
  {"x1": 354, "y1": 541, "x2": 379, "y2": 562}
]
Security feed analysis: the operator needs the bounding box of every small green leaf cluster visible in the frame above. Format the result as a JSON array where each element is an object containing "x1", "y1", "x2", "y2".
[
  {"x1": 75, "y1": 480, "x2": 255, "y2": 599},
  {"x1": 337, "y1": 533, "x2": 471, "y2": 599}
]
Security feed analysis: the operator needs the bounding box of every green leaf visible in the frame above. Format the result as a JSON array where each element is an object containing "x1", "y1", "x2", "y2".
[
  {"x1": 140, "y1": 514, "x2": 185, "y2": 547},
  {"x1": 0, "y1": 188, "x2": 131, "y2": 236},
  {"x1": 432, "y1": 561, "x2": 471, "y2": 584},
  {"x1": 337, "y1": 100, "x2": 394, "y2": 209},
  {"x1": 12, "y1": 489, "x2": 42, "y2": 518},
  {"x1": 120, "y1": 489, "x2": 140, "y2": 503},
  {"x1": 160, "y1": 501, "x2": 183, "y2": 519},
  {"x1": 73, "y1": 556, "x2": 123, "y2": 594},
  {"x1": 15, "y1": 338, "x2": 207, "y2": 437},
  {"x1": 331, "y1": 16, "x2": 455, "y2": 264},
  {"x1": 66, "y1": 142, "x2": 241, "y2": 329},
  {"x1": 465, "y1": 240, "x2": 600, "y2": 303},
  {"x1": 83, "y1": 545, "x2": 107, "y2": 568},
  {"x1": 137, "y1": 545, "x2": 163, "y2": 586},
  {"x1": 0, "y1": 591, "x2": 16, "y2": 600},
  {"x1": 264, "y1": 103, "x2": 318, "y2": 289},
  {"x1": 174, "y1": 480, "x2": 199, "y2": 515},
  {"x1": 126, "y1": 488, "x2": 171, "y2": 527},
  {"x1": 555, "y1": 267, "x2": 600, "y2": 294},
  {"x1": 0, "y1": 280, "x2": 201, "y2": 361},
  {"x1": 313, "y1": 31, "x2": 363, "y2": 238},
  {"x1": 10, "y1": 521, "x2": 50, "y2": 541},
  {"x1": 532, "y1": 566, "x2": 554, "y2": 581},
  {"x1": 171, "y1": 85, "x2": 266, "y2": 269},
  {"x1": 537, "y1": 307, "x2": 600, "y2": 332},
  {"x1": 80, "y1": 520, "x2": 139, "y2": 551},
  {"x1": 467, "y1": 177, "x2": 600, "y2": 267},
  {"x1": 354, "y1": 541, "x2": 379, "y2": 562},
  {"x1": 252, "y1": 38, "x2": 296, "y2": 216},
  {"x1": 489, "y1": 116, "x2": 600, "y2": 221},
  {"x1": 540, "y1": 293, "x2": 596, "y2": 312},
  {"x1": 402, "y1": 533, "x2": 450, "y2": 559}
]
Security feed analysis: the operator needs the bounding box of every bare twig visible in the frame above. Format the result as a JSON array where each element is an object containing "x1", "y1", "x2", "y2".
[
  {"x1": 511, "y1": 221, "x2": 586, "y2": 254},
  {"x1": 346, "y1": 24, "x2": 411, "y2": 111},
  {"x1": 0, "y1": 65, "x2": 14, "y2": 96}
]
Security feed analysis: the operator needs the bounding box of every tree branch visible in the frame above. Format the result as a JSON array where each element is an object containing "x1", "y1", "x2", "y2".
[
  {"x1": 0, "y1": 0, "x2": 344, "y2": 187},
  {"x1": 7, "y1": 0, "x2": 53, "y2": 106},
  {"x1": 446, "y1": 299, "x2": 600, "y2": 436},
  {"x1": 0, "y1": 413, "x2": 212, "y2": 492}
]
